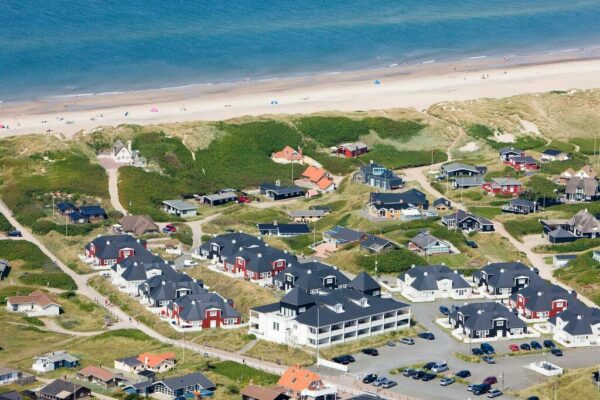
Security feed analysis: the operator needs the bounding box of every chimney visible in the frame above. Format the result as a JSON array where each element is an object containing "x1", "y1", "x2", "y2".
[
  {"x1": 274, "y1": 220, "x2": 278, "y2": 226},
  {"x1": 106, "y1": 240, "x2": 111, "y2": 245},
  {"x1": 454, "y1": 270, "x2": 458, "y2": 274},
  {"x1": 577, "y1": 314, "x2": 582, "y2": 320},
  {"x1": 411, "y1": 264, "x2": 415, "y2": 268},
  {"x1": 477, "y1": 309, "x2": 484, "y2": 315},
  {"x1": 370, "y1": 160, "x2": 373, "y2": 164},
  {"x1": 161, "y1": 280, "x2": 166, "y2": 285},
  {"x1": 307, "y1": 270, "x2": 312, "y2": 274},
  {"x1": 232, "y1": 239, "x2": 236, "y2": 244},
  {"x1": 537, "y1": 291, "x2": 543, "y2": 297},
  {"x1": 275, "y1": 180, "x2": 281, "y2": 187},
  {"x1": 423, "y1": 272, "x2": 428, "y2": 276},
  {"x1": 258, "y1": 253, "x2": 262, "y2": 258},
  {"x1": 500, "y1": 268, "x2": 505, "y2": 273}
]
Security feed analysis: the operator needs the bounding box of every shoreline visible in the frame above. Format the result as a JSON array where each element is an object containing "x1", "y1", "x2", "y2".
[{"x1": 3, "y1": 49, "x2": 600, "y2": 138}]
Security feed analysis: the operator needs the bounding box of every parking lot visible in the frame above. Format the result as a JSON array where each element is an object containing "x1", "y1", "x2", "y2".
[{"x1": 320, "y1": 300, "x2": 600, "y2": 400}]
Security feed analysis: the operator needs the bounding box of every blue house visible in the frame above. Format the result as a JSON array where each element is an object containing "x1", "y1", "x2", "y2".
[
  {"x1": 124, "y1": 372, "x2": 215, "y2": 399},
  {"x1": 79, "y1": 205, "x2": 107, "y2": 220},
  {"x1": 32, "y1": 351, "x2": 79, "y2": 373},
  {"x1": 354, "y1": 162, "x2": 404, "y2": 190}
]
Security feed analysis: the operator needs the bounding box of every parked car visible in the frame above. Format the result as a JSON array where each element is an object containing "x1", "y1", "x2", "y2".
[
  {"x1": 551, "y1": 348, "x2": 563, "y2": 357},
  {"x1": 162, "y1": 227, "x2": 173, "y2": 234},
  {"x1": 362, "y1": 374, "x2": 377, "y2": 384},
  {"x1": 472, "y1": 348, "x2": 484, "y2": 356},
  {"x1": 439, "y1": 306, "x2": 450, "y2": 315},
  {"x1": 372, "y1": 377, "x2": 388, "y2": 387},
  {"x1": 382, "y1": 380, "x2": 397, "y2": 389},
  {"x1": 520, "y1": 343, "x2": 531, "y2": 351},
  {"x1": 7, "y1": 230, "x2": 22, "y2": 237},
  {"x1": 422, "y1": 362, "x2": 436, "y2": 370},
  {"x1": 526, "y1": 397, "x2": 540, "y2": 400},
  {"x1": 483, "y1": 376, "x2": 498, "y2": 386},
  {"x1": 332, "y1": 355, "x2": 355, "y2": 364},
  {"x1": 467, "y1": 384, "x2": 474, "y2": 392},
  {"x1": 487, "y1": 389, "x2": 503, "y2": 398},
  {"x1": 418, "y1": 332, "x2": 435, "y2": 340},
  {"x1": 466, "y1": 240, "x2": 478, "y2": 248},
  {"x1": 422, "y1": 373, "x2": 436, "y2": 382},
  {"x1": 165, "y1": 224, "x2": 177, "y2": 232},
  {"x1": 482, "y1": 356, "x2": 496, "y2": 364},
  {"x1": 400, "y1": 337, "x2": 415, "y2": 345},
  {"x1": 412, "y1": 370, "x2": 426, "y2": 380},
  {"x1": 183, "y1": 259, "x2": 198, "y2": 267},
  {"x1": 480, "y1": 343, "x2": 495, "y2": 354},
  {"x1": 238, "y1": 196, "x2": 252, "y2": 204},
  {"x1": 531, "y1": 341, "x2": 542, "y2": 350},
  {"x1": 543, "y1": 339, "x2": 556, "y2": 349},
  {"x1": 509, "y1": 344, "x2": 520, "y2": 352},
  {"x1": 431, "y1": 362, "x2": 449, "y2": 373},
  {"x1": 455, "y1": 370, "x2": 471, "y2": 378},
  {"x1": 402, "y1": 368, "x2": 415, "y2": 377},
  {"x1": 362, "y1": 348, "x2": 379, "y2": 356},
  {"x1": 440, "y1": 377, "x2": 455, "y2": 386},
  {"x1": 451, "y1": 304, "x2": 460, "y2": 312},
  {"x1": 472, "y1": 383, "x2": 491, "y2": 395},
  {"x1": 386, "y1": 341, "x2": 396, "y2": 347}
]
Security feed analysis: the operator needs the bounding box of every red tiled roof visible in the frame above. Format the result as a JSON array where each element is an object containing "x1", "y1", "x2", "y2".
[
  {"x1": 78, "y1": 366, "x2": 114, "y2": 382},
  {"x1": 273, "y1": 146, "x2": 302, "y2": 161},
  {"x1": 7, "y1": 290, "x2": 58, "y2": 308},
  {"x1": 302, "y1": 166, "x2": 326, "y2": 183},
  {"x1": 137, "y1": 352, "x2": 176, "y2": 368},
  {"x1": 278, "y1": 366, "x2": 322, "y2": 392}
]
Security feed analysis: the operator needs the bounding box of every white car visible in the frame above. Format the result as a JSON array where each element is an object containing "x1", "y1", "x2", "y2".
[{"x1": 183, "y1": 259, "x2": 198, "y2": 267}]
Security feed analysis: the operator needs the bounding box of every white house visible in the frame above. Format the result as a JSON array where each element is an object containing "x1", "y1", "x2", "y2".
[
  {"x1": 6, "y1": 290, "x2": 60, "y2": 317},
  {"x1": 0, "y1": 367, "x2": 20, "y2": 385},
  {"x1": 32, "y1": 351, "x2": 79, "y2": 373},
  {"x1": 111, "y1": 140, "x2": 146, "y2": 166},
  {"x1": 162, "y1": 200, "x2": 197, "y2": 218},
  {"x1": 397, "y1": 264, "x2": 476, "y2": 302},
  {"x1": 547, "y1": 303, "x2": 600, "y2": 347}
]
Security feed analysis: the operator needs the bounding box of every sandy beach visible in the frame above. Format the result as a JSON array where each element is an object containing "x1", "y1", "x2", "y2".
[{"x1": 3, "y1": 52, "x2": 600, "y2": 138}]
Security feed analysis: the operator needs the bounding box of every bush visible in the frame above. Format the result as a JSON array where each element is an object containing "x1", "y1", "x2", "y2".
[
  {"x1": 466, "y1": 124, "x2": 545, "y2": 150},
  {"x1": 364, "y1": 146, "x2": 447, "y2": 169},
  {"x1": 209, "y1": 361, "x2": 279, "y2": 386},
  {"x1": 503, "y1": 219, "x2": 543, "y2": 240},
  {"x1": 295, "y1": 116, "x2": 369, "y2": 146},
  {"x1": 225, "y1": 385, "x2": 239, "y2": 395},
  {"x1": 541, "y1": 238, "x2": 600, "y2": 253},
  {"x1": 358, "y1": 248, "x2": 427, "y2": 274},
  {"x1": 0, "y1": 213, "x2": 12, "y2": 231},
  {"x1": 108, "y1": 210, "x2": 124, "y2": 220},
  {"x1": 362, "y1": 117, "x2": 427, "y2": 141},
  {"x1": 19, "y1": 272, "x2": 77, "y2": 290},
  {"x1": 0, "y1": 240, "x2": 53, "y2": 269},
  {"x1": 91, "y1": 329, "x2": 152, "y2": 342},
  {"x1": 525, "y1": 175, "x2": 560, "y2": 199}
]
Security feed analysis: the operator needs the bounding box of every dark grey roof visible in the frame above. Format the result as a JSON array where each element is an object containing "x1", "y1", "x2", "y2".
[
  {"x1": 119, "y1": 256, "x2": 175, "y2": 282},
  {"x1": 273, "y1": 261, "x2": 350, "y2": 291},
  {"x1": 360, "y1": 234, "x2": 393, "y2": 252},
  {"x1": 260, "y1": 183, "x2": 304, "y2": 196},
  {"x1": 509, "y1": 199, "x2": 536, "y2": 207},
  {"x1": 257, "y1": 223, "x2": 310, "y2": 235},
  {"x1": 358, "y1": 163, "x2": 403, "y2": 185},
  {"x1": 450, "y1": 302, "x2": 526, "y2": 331},
  {"x1": 370, "y1": 189, "x2": 428, "y2": 208},
  {"x1": 288, "y1": 210, "x2": 329, "y2": 218},
  {"x1": 433, "y1": 198, "x2": 451, "y2": 207},
  {"x1": 41, "y1": 380, "x2": 89, "y2": 398},
  {"x1": 115, "y1": 356, "x2": 143, "y2": 367},
  {"x1": 351, "y1": 272, "x2": 380, "y2": 293},
  {"x1": 511, "y1": 155, "x2": 538, "y2": 164},
  {"x1": 159, "y1": 372, "x2": 215, "y2": 391},
  {"x1": 548, "y1": 228, "x2": 578, "y2": 240},
  {"x1": 549, "y1": 301, "x2": 600, "y2": 335},
  {"x1": 452, "y1": 176, "x2": 484, "y2": 187},
  {"x1": 79, "y1": 205, "x2": 106, "y2": 217},
  {"x1": 203, "y1": 192, "x2": 238, "y2": 202},
  {"x1": 0, "y1": 391, "x2": 22, "y2": 400},
  {"x1": 56, "y1": 202, "x2": 76, "y2": 212},
  {"x1": 409, "y1": 231, "x2": 450, "y2": 250},
  {"x1": 162, "y1": 200, "x2": 197, "y2": 211},
  {"x1": 140, "y1": 273, "x2": 204, "y2": 302},
  {"x1": 323, "y1": 226, "x2": 363, "y2": 243},
  {"x1": 234, "y1": 246, "x2": 296, "y2": 273},
  {"x1": 200, "y1": 232, "x2": 264, "y2": 258},
  {"x1": 442, "y1": 162, "x2": 479, "y2": 174},
  {"x1": 543, "y1": 149, "x2": 563, "y2": 156},
  {"x1": 499, "y1": 147, "x2": 523, "y2": 155},
  {"x1": 169, "y1": 293, "x2": 240, "y2": 321},
  {"x1": 281, "y1": 287, "x2": 316, "y2": 307},
  {"x1": 442, "y1": 209, "x2": 494, "y2": 227},
  {"x1": 510, "y1": 283, "x2": 577, "y2": 312},
  {"x1": 473, "y1": 262, "x2": 543, "y2": 289},
  {"x1": 400, "y1": 264, "x2": 470, "y2": 291},
  {"x1": 85, "y1": 235, "x2": 150, "y2": 260}
]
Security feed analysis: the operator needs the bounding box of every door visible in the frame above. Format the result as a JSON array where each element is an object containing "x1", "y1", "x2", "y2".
[{"x1": 210, "y1": 319, "x2": 217, "y2": 328}]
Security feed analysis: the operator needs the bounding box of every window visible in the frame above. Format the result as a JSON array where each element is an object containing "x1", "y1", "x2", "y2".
[{"x1": 273, "y1": 322, "x2": 280, "y2": 331}]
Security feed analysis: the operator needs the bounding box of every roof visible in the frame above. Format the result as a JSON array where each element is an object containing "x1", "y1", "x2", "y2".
[
  {"x1": 78, "y1": 366, "x2": 115, "y2": 382},
  {"x1": 473, "y1": 262, "x2": 543, "y2": 289},
  {"x1": 442, "y1": 209, "x2": 494, "y2": 227},
  {"x1": 323, "y1": 226, "x2": 363, "y2": 243},
  {"x1": 510, "y1": 283, "x2": 577, "y2": 312},
  {"x1": 233, "y1": 246, "x2": 296, "y2": 274},
  {"x1": 159, "y1": 372, "x2": 215, "y2": 391},
  {"x1": 360, "y1": 234, "x2": 393, "y2": 252},
  {"x1": 41, "y1": 380, "x2": 89, "y2": 399},
  {"x1": 433, "y1": 198, "x2": 451, "y2": 207},
  {"x1": 273, "y1": 146, "x2": 302, "y2": 161},
  {"x1": 565, "y1": 177, "x2": 598, "y2": 196},
  {"x1": 451, "y1": 302, "x2": 527, "y2": 331},
  {"x1": 409, "y1": 231, "x2": 451, "y2": 250},
  {"x1": 79, "y1": 205, "x2": 106, "y2": 217},
  {"x1": 338, "y1": 142, "x2": 367, "y2": 151},
  {"x1": 499, "y1": 147, "x2": 523, "y2": 155},
  {"x1": 115, "y1": 356, "x2": 143, "y2": 367},
  {"x1": 567, "y1": 209, "x2": 600, "y2": 234},
  {"x1": 553, "y1": 254, "x2": 577, "y2": 261},
  {"x1": 548, "y1": 228, "x2": 578, "y2": 240},
  {"x1": 257, "y1": 223, "x2": 310, "y2": 235},
  {"x1": 278, "y1": 366, "x2": 323, "y2": 392},
  {"x1": 273, "y1": 261, "x2": 351, "y2": 291},
  {"x1": 511, "y1": 155, "x2": 538, "y2": 164},
  {"x1": 288, "y1": 210, "x2": 329, "y2": 218},
  {"x1": 169, "y1": 293, "x2": 240, "y2": 321},
  {"x1": 370, "y1": 189, "x2": 428, "y2": 208},
  {"x1": 0, "y1": 367, "x2": 18, "y2": 375},
  {"x1": 317, "y1": 177, "x2": 334, "y2": 190},
  {"x1": 203, "y1": 192, "x2": 238, "y2": 202},
  {"x1": 0, "y1": 391, "x2": 22, "y2": 400},
  {"x1": 509, "y1": 198, "x2": 536, "y2": 207},
  {"x1": 36, "y1": 351, "x2": 79, "y2": 363},
  {"x1": 281, "y1": 287, "x2": 316, "y2": 307},
  {"x1": 442, "y1": 162, "x2": 479, "y2": 173},
  {"x1": 452, "y1": 176, "x2": 484, "y2": 187},
  {"x1": 241, "y1": 384, "x2": 288, "y2": 400},
  {"x1": 7, "y1": 290, "x2": 59, "y2": 308},
  {"x1": 120, "y1": 215, "x2": 159, "y2": 235},
  {"x1": 137, "y1": 352, "x2": 176, "y2": 368},
  {"x1": 549, "y1": 301, "x2": 600, "y2": 335},
  {"x1": 542, "y1": 149, "x2": 564, "y2": 156},
  {"x1": 491, "y1": 177, "x2": 522, "y2": 186},
  {"x1": 260, "y1": 183, "x2": 304, "y2": 196},
  {"x1": 400, "y1": 264, "x2": 470, "y2": 291},
  {"x1": 351, "y1": 272, "x2": 380, "y2": 293},
  {"x1": 302, "y1": 166, "x2": 326, "y2": 183},
  {"x1": 85, "y1": 234, "x2": 150, "y2": 260},
  {"x1": 162, "y1": 200, "x2": 197, "y2": 211},
  {"x1": 56, "y1": 202, "x2": 76, "y2": 212}
]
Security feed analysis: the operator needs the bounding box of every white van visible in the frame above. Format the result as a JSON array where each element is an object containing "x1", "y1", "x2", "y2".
[{"x1": 431, "y1": 362, "x2": 449, "y2": 373}]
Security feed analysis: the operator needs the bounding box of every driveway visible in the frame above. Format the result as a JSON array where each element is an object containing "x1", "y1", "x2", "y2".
[{"x1": 97, "y1": 155, "x2": 127, "y2": 214}]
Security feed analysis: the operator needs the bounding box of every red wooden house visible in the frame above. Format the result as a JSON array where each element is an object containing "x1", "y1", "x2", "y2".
[
  {"x1": 509, "y1": 284, "x2": 577, "y2": 322},
  {"x1": 164, "y1": 292, "x2": 241, "y2": 330},
  {"x1": 222, "y1": 246, "x2": 295, "y2": 280},
  {"x1": 506, "y1": 155, "x2": 539, "y2": 171},
  {"x1": 335, "y1": 142, "x2": 368, "y2": 158},
  {"x1": 84, "y1": 235, "x2": 151, "y2": 268},
  {"x1": 482, "y1": 177, "x2": 523, "y2": 195}
]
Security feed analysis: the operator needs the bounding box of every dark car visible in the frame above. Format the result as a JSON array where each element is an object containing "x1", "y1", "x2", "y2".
[
  {"x1": 472, "y1": 348, "x2": 484, "y2": 356},
  {"x1": 439, "y1": 306, "x2": 450, "y2": 315},
  {"x1": 520, "y1": 343, "x2": 531, "y2": 351},
  {"x1": 551, "y1": 348, "x2": 563, "y2": 357},
  {"x1": 480, "y1": 343, "x2": 495, "y2": 354},
  {"x1": 472, "y1": 383, "x2": 491, "y2": 395},
  {"x1": 526, "y1": 397, "x2": 540, "y2": 400},
  {"x1": 412, "y1": 370, "x2": 426, "y2": 380},
  {"x1": 543, "y1": 339, "x2": 556, "y2": 349},
  {"x1": 531, "y1": 341, "x2": 542, "y2": 350},
  {"x1": 418, "y1": 332, "x2": 435, "y2": 340},
  {"x1": 332, "y1": 355, "x2": 355, "y2": 364},
  {"x1": 466, "y1": 240, "x2": 478, "y2": 248},
  {"x1": 422, "y1": 362, "x2": 436, "y2": 370},
  {"x1": 455, "y1": 370, "x2": 471, "y2": 378},
  {"x1": 482, "y1": 356, "x2": 496, "y2": 364},
  {"x1": 402, "y1": 368, "x2": 415, "y2": 377},
  {"x1": 482, "y1": 376, "x2": 498, "y2": 386},
  {"x1": 7, "y1": 230, "x2": 22, "y2": 237},
  {"x1": 422, "y1": 373, "x2": 437, "y2": 382},
  {"x1": 362, "y1": 348, "x2": 379, "y2": 356},
  {"x1": 362, "y1": 374, "x2": 378, "y2": 384},
  {"x1": 451, "y1": 304, "x2": 460, "y2": 312}
]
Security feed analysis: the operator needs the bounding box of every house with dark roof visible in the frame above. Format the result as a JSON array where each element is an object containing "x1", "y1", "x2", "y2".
[
  {"x1": 84, "y1": 234, "x2": 151, "y2": 268},
  {"x1": 249, "y1": 274, "x2": 410, "y2": 347},
  {"x1": 541, "y1": 149, "x2": 570, "y2": 162},
  {"x1": 78, "y1": 206, "x2": 107, "y2": 220},
  {"x1": 163, "y1": 291, "x2": 241, "y2": 330},
  {"x1": 257, "y1": 223, "x2": 310, "y2": 237},
  {"x1": 508, "y1": 283, "x2": 578, "y2": 322},
  {"x1": 322, "y1": 226, "x2": 364, "y2": 247},
  {"x1": 545, "y1": 209, "x2": 600, "y2": 244},
  {"x1": 397, "y1": 264, "x2": 474, "y2": 302},
  {"x1": 0, "y1": 260, "x2": 9, "y2": 281},
  {"x1": 407, "y1": 231, "x2": 452, "y2": 255},
  {"x1": 433, "y1": 198, "x2": 452, "y2": 211},
  {"x1": 368, "y1": 189, "x2": 429, "y2": 220},
  {"x1": 499, "y1": 147, "x2": 525, "y2": 162},
  {"x1": 288, "y1": 209, "x2": 330, "y2": 223},
  {"x1": 440, "y1": 162, "x2": 481, "y2": 178},
  {"x1": 55, "y1": 202, "x2": 77, "y2": 215},
  {"x1": 450, "y1": 175, "x2": 484, "y2": 189},
  {"x1": 32, "y1": 351, "x2": 79, "y2": 373},
  {"x1": 564, "y1": 177, "x2": 599, "y2": 202},
  {"x1": 354, "y1": 162, "x2": 403, "y2": 190},
  {"x1": 273, "y1": 261, "x2": 350, "y2": 293},
  {"x1": 39, "y1": 379, "x2": 91, "y2": 400},
  {"x1": 482, "y1": 177, "x2": 523, "y2": 195},
  {"x1": 225, "y1": 245, "x2": 296, "y2": 281},
  {"x1": 124, "y1": 372, "x2": 215, "y2": 399},
  {"x1": 507, "y1": 155, "x2": 539, "y2": 171},
  {"x1": 472, "y1": 262, "x2": 543, "y2": 297},
  {"x1": 548, "y1": 303, "x2": 600, "y2": 347},
  {"x1": 137, "y1": 273, "x2": 205, "y2": 308},
  {"x1": 202, "y1": 192, "x2": 238, "y2": 206},
  {"x1": 197, "y1": 232, "x2": 264, "y2": 262},
  {"x1": 501, "y1": 199, "x2": 537, "y2": 214},
  {"x1": 0, "y1": 391, "x2": 22, "y2": 400},
  {"x1": 449, "y1": 302, "x2": 528, "y2": 340},
  {"x1": 442, "y1": 209, "x2": 494, "y2": 232},
  {"x1": 259, "y1": 183, "x2": 305, "y2": 201},
  {"x1": 111, "y1": 255, "x2": 175, "y2": 293},
  {"x1": 359, "y1": 234, "x2": 396, "y2": 253}
]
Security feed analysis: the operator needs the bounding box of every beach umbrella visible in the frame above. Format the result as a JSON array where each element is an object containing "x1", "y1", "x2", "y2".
[
  {"x1": 124, "y1": 112, "x2": 129, "y2": 117},
  {"x1": 0, "y1": 124, "x2": 4, "y2": 129},
  {"x1": 150, "y1": 107, "x2": 158, "y2": 112},
  {"x1": 374, "y1": 79, "x2": 381, "y2": 85}
]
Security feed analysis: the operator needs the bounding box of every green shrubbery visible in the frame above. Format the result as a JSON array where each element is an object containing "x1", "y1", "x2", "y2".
[
  {"x1": 365, "y1": 146, "x2": 447, "y2": 169},
  {"x1": 295, "y1": 116, "x2": 369, "y2": 146},
  {"x1": 540, "y1": 238, "x2": 600, "y2": 253},
  {"x1": 19, "y1": 272, "x2": 77, "y2": 290},
  {"x1": 358, "y1": 248, "x2": 427, "y2": 274},
  {"x1": 523, "y1": 175, "x2": 560, "y2": 199},
  {"x1": 466, "y1": 124, "x2": 545, "y2": 150},
  {"x1": 0, "y1": 213, "x2": 12, "y2": 231},
  {"x1": 0, "y1": 240, "x2": 53, "y2": 269},
  {"x1": 208, "y1": 361, "x2": 279, "y2": 386},
  {"x1": 503, "y1": 218, "x2": 543, "y2": 240}
]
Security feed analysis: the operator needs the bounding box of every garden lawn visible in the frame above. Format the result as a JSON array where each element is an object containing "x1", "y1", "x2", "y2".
[{"x1": 243, "y1": 340, "x2": 315, "y2": 367}]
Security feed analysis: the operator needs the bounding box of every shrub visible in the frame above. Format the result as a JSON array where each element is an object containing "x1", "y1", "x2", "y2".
[
  {"x1": 362, "y1": 117, "x2": 427, "y2": 141},
  {"x1": 91, "y1": 329, "x2": 152, "y2": 342},
  {"x1": 358, "y1": 248, "x2": 427, "y2": 274},
  {"x1": 0, "y1": 213, "x2": 12, "y2": 231},
  {"x1": 295, "y1": 116, "x2": 369, "y2": 146},
  {"x1": 525, "y1": 175, "x2": 560, "y2": 199},
  {"x1": 0, "y1": 240, "x2": 53, "y2": 269},
  {"x1": 504, "y1": 219, "x2": 543, "y2": 241},
  {"x1": 364, "y1": 146, "x2": 447, "y2": 169},
  {"x1": 541, "y1": 238, "x2": 600, "y2": 253},
  {"x1": 226, "y1": 385, "x2": 239, "y2": 395},
  {"x1": 19, "y1": 272, "x2": 77, "y2": 290}
]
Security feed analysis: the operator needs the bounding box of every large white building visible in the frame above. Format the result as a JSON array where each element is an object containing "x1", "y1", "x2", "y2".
[
  {"x1": 397, "y1": 264, "x2": 476, "y2": 302},
  {"x1": 249, "y1": 273, "x2": 411, "y2": 348},
  {"x1": 548, "y1": 302, "x2": 600, "y2": 347}
]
